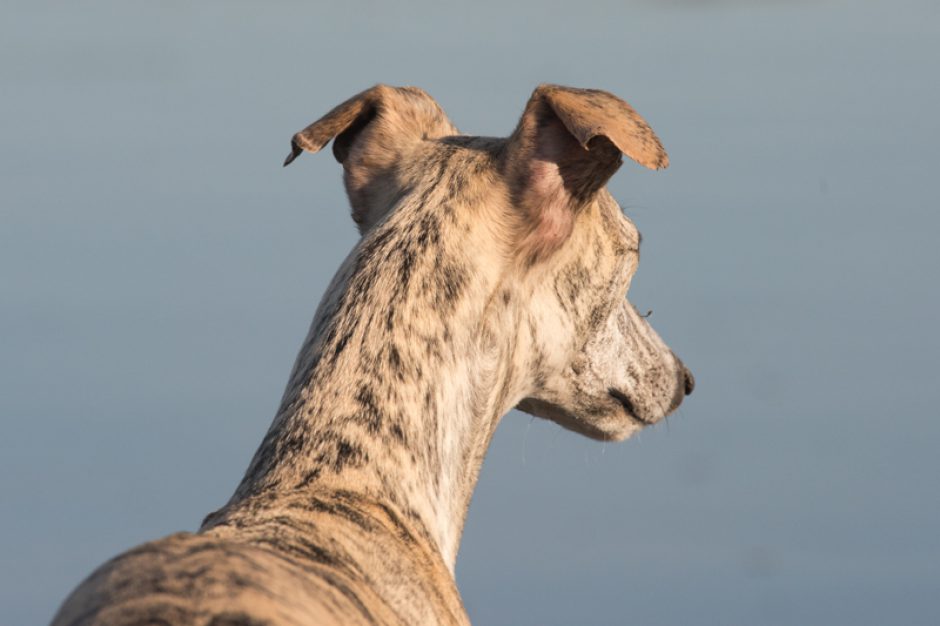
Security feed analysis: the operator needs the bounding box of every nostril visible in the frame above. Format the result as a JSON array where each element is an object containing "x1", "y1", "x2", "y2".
[{"x1": 683, "y1": 367, "x2": 695, "y2": 396}]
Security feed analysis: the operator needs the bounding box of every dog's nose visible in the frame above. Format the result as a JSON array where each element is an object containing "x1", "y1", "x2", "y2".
[
  {"x1": 673, "y1": 353, "x2": 694, "y2": 397},
  {"x1": 683, "y1": 366, "x2": 695, "y2": 396}
]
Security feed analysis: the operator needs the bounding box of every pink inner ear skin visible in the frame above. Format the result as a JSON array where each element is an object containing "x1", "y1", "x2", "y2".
[
  {"x1": 513, "y1": 113, "x2": 599, "y2": 262},
  {"x1": 518, "y1": 158, "x2": 577, "y2": 261}
]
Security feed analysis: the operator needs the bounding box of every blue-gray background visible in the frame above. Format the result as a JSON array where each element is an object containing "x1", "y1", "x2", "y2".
[{"x1": 3, "y1": 1, "x2": 938, "y2": 624}]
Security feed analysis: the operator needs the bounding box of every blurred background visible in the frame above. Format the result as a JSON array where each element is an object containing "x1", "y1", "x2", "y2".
[{"x1": 2, "y1": 1, "x2": 938, "y2": 624}]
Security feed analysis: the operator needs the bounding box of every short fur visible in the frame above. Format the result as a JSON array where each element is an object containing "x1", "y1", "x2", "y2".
[{"x1": 52, "y1": 84, "x2": 693, "y2": 626}]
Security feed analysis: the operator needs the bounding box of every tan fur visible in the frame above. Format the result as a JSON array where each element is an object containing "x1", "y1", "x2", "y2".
[{"x1": 51, "y1": 84, "x2": 692, "y2": 626}]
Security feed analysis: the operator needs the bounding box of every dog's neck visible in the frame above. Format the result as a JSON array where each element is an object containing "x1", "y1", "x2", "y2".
[{"x1": 218, "y1": 190, "x2": 525, "y2": 570}]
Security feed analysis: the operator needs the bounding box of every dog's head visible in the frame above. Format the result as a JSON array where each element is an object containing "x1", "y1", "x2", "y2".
[{"x1": 285, "y1": 84, "x2": 692, "y2": 442}]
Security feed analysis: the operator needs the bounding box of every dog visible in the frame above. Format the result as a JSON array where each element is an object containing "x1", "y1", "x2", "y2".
[{"x1": 51, "y1": 84, "x2": 693, "y2": 626}]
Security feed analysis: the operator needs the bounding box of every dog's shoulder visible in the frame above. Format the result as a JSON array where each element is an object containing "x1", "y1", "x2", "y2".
[{"x1": 50, "y1": 531, "x2": 401, "y2": 626}]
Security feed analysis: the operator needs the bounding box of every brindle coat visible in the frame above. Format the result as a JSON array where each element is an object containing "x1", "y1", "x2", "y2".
[{"x1": 51, "y1": 84, "x2": 694, "y2": 626}]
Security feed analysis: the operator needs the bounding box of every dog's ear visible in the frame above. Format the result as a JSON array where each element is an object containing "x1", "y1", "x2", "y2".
[
  {"x1": 503, "y1": 84, "x2": 668, "y2": 261},
  {"x1": 284, "y1": 85, "x2": 457, "y2": 232}
]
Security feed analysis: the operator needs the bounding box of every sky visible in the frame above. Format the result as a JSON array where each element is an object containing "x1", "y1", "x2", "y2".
[{"x1": 2, "y1": 0, "x2": 939, "y2": 624}]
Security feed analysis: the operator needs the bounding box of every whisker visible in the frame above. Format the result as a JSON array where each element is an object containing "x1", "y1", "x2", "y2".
[{"x1": 521, "y1": 416, "x2": 534, "y2": 466}]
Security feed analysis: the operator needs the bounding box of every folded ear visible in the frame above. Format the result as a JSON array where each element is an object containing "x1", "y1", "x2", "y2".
[
  {"x1": 284, "y1": 85, "x2": 458, "y2": 232},
  {"x1": 283, "y1": 87, "x2": 379, "y2": 167},
  {"x1": 503, "y1": 84, "x2": 668, "y2": 261}
]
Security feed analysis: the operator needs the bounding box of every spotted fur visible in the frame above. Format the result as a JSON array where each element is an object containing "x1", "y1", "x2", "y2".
[{"x1": 52, "y1": 84, "x2": 693, "y2": 626}]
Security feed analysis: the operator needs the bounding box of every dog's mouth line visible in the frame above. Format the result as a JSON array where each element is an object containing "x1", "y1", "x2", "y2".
[{"x1": 607, "y1": 388, "x2": 654, "y2": 426}]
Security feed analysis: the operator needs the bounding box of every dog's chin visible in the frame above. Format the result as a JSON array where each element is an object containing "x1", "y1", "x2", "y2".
[{"x1": 516, "y1": 398, "x2": 644, "y2": 442}]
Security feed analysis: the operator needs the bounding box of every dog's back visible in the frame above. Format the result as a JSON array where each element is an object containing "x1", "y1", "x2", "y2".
[{"x1": 54, "y1": 491, "x2": 466, "y2": 626}]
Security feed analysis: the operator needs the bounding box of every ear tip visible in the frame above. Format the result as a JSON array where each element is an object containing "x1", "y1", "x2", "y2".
[
  {"x1": 642, "y1": 141, "x2": 669, "y2": 170},
  {"x1": 283, "y1": 141, "x2": 303, "y2": 167},
  {"x1": 632, "y1": 149, "x2": 668, "y2": 171}
]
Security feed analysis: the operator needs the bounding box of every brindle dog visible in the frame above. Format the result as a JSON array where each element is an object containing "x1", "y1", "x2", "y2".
[{"x1": 52, "y1": 84, "x2": 694, "y2": 626}]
